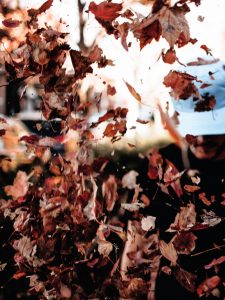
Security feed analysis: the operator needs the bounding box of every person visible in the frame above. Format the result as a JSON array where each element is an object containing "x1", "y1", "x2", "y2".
[{"x1": 121, "y1": 57, "x2": 225, "y2": 299}]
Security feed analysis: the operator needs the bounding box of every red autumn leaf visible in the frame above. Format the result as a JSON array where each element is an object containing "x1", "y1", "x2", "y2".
[
  {"x1": 136, "y1": 118, "x2": 149, "y2": 124},
  {"x1": 19, "y1": 134, "x2": 40, "y2": 145},
  {"x1": 194, "y1": 94, "x2": 216, "y2": 112},
  {"x1": 82, "y1": 130, "x2": 94, "y2": 140},
  {"x1": 197, "y1": 276, "x2": 221, "y2": 297},
  {"x1": 13, "y1": 271, "x2": 27, "y2": 280},
  {"x1": 162, "y1": 48, "x2": 177, "y2": 64},
  {"x1": 204, "y1": 256, "x2": 225, "y2": 270},
  {"x1": 200, "y1": 44, "x2": 212, "y2": 55},
  {"x1": 199, "y1": 192, "x2": 211, "y2": 206},
  {"x1": 107, "y1": 84, "x2": 116, "y2": 96},
  {"x1": 124, "y1": 80, "x2": 141, "y2": 102},
  {"x1": 184, "y1": 184, "x2": 200, "y2": 192},
  {"x1": 103, "y1": 120, "x2": 127, "y2": 138},
  {"x1": 0, "y1": 129, "x2": 6, "y2": 136},
  {"x1": 173, "y1": 231, "x2": 197, "y2": 254},
  {"x1": 89, "y1": 1, "x2": 122, "y2": 22},
  {"x1": 174, "y1": 267, "x2": 197, "y2": 293},
  {"x1": 70, "y1": 50, "x2": 93, "y2": 80},
  {"x1": 163, "y1": 70, "x2": 199, "y2": 100},
  {"x1": 147, "y1": 149, "x2": 162, "y2": 180},
  {"x1": 134, "y1": 20, "x2": 161, "y2": 50},
  {"x1": 2, "y1": 18, "x2": 22, "y2": 28},
  {"x1": 38, "y1": 0, "x2": 54, "y2": 14},
  {"x1": 132, "y1": 5, "x2": 190, "y2": 50}
]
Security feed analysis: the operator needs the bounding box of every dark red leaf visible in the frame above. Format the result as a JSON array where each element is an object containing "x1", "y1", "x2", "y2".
[
  {"x1": 89, "y1": 1, "x2": 122, "y2": 22},
  {"x1": 2, "y1": 18, "x2": 22, "y2": 28}
]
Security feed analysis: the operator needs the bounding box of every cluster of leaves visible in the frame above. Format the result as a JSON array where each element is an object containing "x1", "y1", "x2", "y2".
[{"x1": 0, "y1": 0, "x2": 224, "y2": 299}]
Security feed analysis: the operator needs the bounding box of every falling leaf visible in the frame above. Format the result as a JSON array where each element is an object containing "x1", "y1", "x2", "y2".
[
  {"x1": 89, "y1": 1, "x2": 122, "y2": 22},
  {"x1": 159, "y1": 240, "x2": 178, "y2": 266},
  {"x1": 124, "y1": 80, "x2": 141, "y2": 102},
  {"x1": 60, "y1": 282, "x2": 71, "y2": 299},
  {"x1": 83, "y1": 178, "x2": 98, "y2": 221},
  {"x1": 173, "y1": 232, "x2": 197, "y2": 254},
  {"x1": 162, "y1": 48, "x2": 177, "y2": 64},
  {"x1": 102, "y1": 175, "x2": 118, "y2": 211},
  {"x1": 163, "y1": 70, "x2": 198, "y2": 100},
  {"x1": 184, "y1": 184, "x2": 200, "y2": 192},
  {"x1": 197, "y1": 276, "x2": 221, "y2": 297},
  {"x1": 200, "y1": 44, "x2": 212, "y2": 55},
  {"x1": 5, "y1": 171, "x2": 29, "y2": 200},
  {"x1": 98, "y1": 240, "x2": 113, "y2": 257},
  {"x1": 169, "y1": 203, "x2": 196, "y2": 231},
  {"x1": 121, "y1": 202, "x2": 145, "y2": 212},
  {"x1": 174, "y1": 267, "x2": 197, "y2": 293},
  {"x1": 200, "y1": 210, "x2": 221, "y2": 227},
  {"x1": 141, "y1": 216, "x2": 156, "y2": 231},
  {"x1": 13, "y1": 271, "x2": 27, "y2": 280},
  {"x1": 2, "y1": 18, "x2": 22, "y2": 28},
  {"x1": 198, "y1": 192, "x2": 211, "y2": 206},
  {"x1": 204, "y1": 256, "x2": 225, "y2": 270},
  {"x1": 122, "y1": 170, "x2": 139, "y2": 189},
  {"x1": 132, "y1": 5, "x2": 190, "y2": 49},
  {"x1": 107, "y1": 84, "x2": 116, "y2": 96},
  {"x1": 194, "y1": 94, "x2": 216, "y2": 112}
]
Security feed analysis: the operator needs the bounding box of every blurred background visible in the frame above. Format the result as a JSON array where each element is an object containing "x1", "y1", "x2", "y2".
[{"x1": 0, "y1": 0, "x2": 225, "y2": 161}]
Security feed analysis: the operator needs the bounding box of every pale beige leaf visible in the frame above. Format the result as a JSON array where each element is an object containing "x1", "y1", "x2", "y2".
[
  {"x1": 5, "y1": 171, "x2": 29, "y2": 200},
  {"x1": 159, "y1": 240, "x2": 178, "y2": 266},
  {"x1": 98, "y1": 240, "x2": 113, "y2": 257},
  {"x1": 141, "y1": 216, "x2": 156, "y2": 231}
]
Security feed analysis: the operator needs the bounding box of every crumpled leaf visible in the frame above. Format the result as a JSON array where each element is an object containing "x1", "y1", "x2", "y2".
[
  {"x1": 121, "y1": 202, "x2": 145, "y2": 212},
  {"x1": 168, "y1": 203, "x2": 196, "y2": 231},
  {"x1": 159, "y1": 240, "x2": 178, "y2": 266},
  {"x1": 197, "y1": 276, "x2": 221, "y2": 297},
  {"x1": 122, "y1": 170, "x2": 139, "y2": 189},
  {"x1": 102, "y1": 175, "x2": 118, "y2": 211},
  {"x1": 173, "y1": 231, "x2": 197, "y2": 254},
  {"x1": 200, "y1": 210, "x2": 221, "y2": 227},
  {"x1": 163, "y1": 70, "x2": 199, "y2": 100},
  {"x1": 120, "y1": 278, "x2": 149, "y2": 299},
  {"x1": 98, "y1": 240, "x2": 113, "y2": 257},
  {"x1": 141, "y1": 216, "x2": 156, "y2": 232},
  {"x1": 5, "y1": 171, "x2": 29, "y2": 200},
  {"x1": 132, "y1": 5, "x2": 190, "y2": 49}
]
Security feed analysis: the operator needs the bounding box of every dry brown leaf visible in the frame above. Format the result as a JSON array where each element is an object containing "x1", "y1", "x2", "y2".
[{"x1": 124, "y1": 80, "x2": 141, "y2": 102}]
